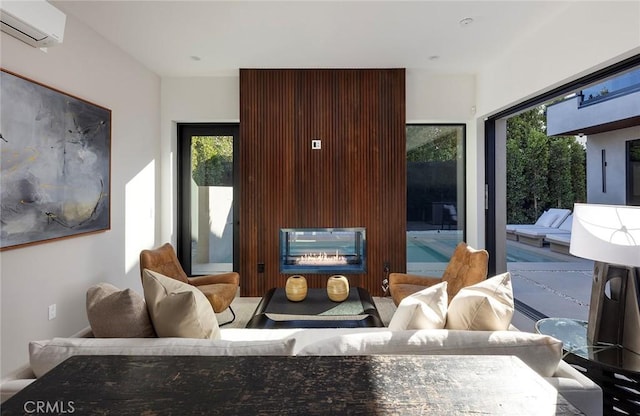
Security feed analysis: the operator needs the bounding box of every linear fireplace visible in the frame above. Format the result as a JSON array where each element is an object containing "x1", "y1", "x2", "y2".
[{"x1": 280, "y1": 228, "x2": 366, "y2": 274}]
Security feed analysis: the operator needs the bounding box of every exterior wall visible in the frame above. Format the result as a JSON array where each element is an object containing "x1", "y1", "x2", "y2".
[
  {"x1": 587, "y1": 126, "x2": 640, "y2": 204},
  {"x1": 0, "y1": 16, "x2": 160, "y2": 377},
  {"x1": 547, "y1": 91, "x2": 640, "y2": 136}
]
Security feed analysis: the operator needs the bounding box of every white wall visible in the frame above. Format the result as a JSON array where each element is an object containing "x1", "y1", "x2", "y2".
[
  {"x1": 159, "y1": 75, "x2": 239, "y2": 244},
  {"x1": 587, "y1": 126, "x2": 640, "y2": 204},
  {"x1": 0, "y1": 16, "x2": 160, "y2": 377}
]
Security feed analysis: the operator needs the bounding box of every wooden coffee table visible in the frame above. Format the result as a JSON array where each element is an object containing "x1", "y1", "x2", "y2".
[{"x1": 245, "y1": 287, "x2": 384, "y2": 328}]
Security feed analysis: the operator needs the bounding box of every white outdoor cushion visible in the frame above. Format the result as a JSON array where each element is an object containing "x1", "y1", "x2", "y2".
[
  {"x1": 533, "y1": 210, "x2": 551, "y2": 226},
  {"x1": 548, "y1": 208, "x2": 572, "y2": 228},
  {"x1": 142, "y1": 269, "x2": 220, "y2": 340},
  {"x1": 558, "y1": 214, "x2": 573, "y2": 231},
  {"x1": 29, "y1": 337, "x2": 296, "y2": 378},
  {"x1": 446, "y1": 272, "x2": 514, "y2": 331},
  {"x1": 536, "y1": 211, "x2": 558, "y2": 227},
  {"x1": 388, "y1": 282, "x2": 448, "y2": 330},
  {"x1": 297, "y1": 329, "x2": 562, "y2": 377}
]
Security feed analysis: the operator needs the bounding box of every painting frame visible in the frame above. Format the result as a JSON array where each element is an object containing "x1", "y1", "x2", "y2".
[{"x1": 0, "y1": 69, "x2": 112, "y2": 251}]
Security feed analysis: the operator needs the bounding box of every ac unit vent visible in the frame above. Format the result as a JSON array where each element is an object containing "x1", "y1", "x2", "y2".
[{"x1": 0, "y1": 0, "x2": 66, "y2": 48}]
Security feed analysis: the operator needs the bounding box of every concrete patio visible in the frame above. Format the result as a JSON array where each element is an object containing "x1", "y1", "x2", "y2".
[{"x1": 508, "y1": 249, "x2": 593, "y2": 332}]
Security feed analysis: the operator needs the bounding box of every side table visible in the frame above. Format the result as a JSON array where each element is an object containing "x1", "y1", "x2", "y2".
[{"x1": 536, "y1": 317, "x2": 640, "y2": 415}]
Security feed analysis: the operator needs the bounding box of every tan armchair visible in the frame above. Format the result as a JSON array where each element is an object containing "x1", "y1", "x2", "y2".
[
  {"x1": 389, "y1": 242, "x2": 489, "y2": 306},
  {"x1": 139, "y1": 243, "x2": 240, "y2": 325}
]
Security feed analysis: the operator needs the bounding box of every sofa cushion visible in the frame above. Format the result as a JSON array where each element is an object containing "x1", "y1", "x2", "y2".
[
  {"x1": 86, "y1": 283, "x2": 155, "y2": 338},
  {"x1": 388, "y1": 282, "x2": 448, "y2": 330},
  {"x1": 29, "y1": 337, "x2": 296, "y2": 378},
  {"x1": 297, "y1": 329, "x2": 562, "y2": 377},
  {"x1": 142, "y1": 269, "x2": 220, "y2": 339},
  {"x1": 445, "y1": 272, "x2": 514, "y2": 331}
]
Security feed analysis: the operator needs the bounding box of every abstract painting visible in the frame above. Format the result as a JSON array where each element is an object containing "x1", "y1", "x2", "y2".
[{"x1": 0, "y1": 69, "x2": 111, "y2": 250}]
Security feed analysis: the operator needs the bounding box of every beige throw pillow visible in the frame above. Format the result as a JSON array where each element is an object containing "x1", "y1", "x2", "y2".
[
  {"x1": 142, "y1": 269, "x2": 220, "y2": 340},
  {"x1": 86, "y1": 283, "x2": 155, "y2": 338},
  {"x1": 388, "y1": 282, "x2": 448, "y2": 330},
  {"x1": 445, "y1": 272, "x2": 514, "y2": 331}
]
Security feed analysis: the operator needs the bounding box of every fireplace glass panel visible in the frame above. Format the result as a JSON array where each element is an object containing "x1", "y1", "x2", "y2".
[{"x1": 280, "y1": 228, "x2": 366, "y2": 274}]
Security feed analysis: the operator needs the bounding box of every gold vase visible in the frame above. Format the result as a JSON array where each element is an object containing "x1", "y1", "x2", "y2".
[
  {"x1": 285, "y1": 275, "x2": 308, "y2": 302},
  {"x1": 327, "y1": 275, "x2": 349, "y2": 302}
]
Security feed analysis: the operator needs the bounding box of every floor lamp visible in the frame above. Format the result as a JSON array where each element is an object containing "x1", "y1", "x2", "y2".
[{"x1": 570, "y1": 203, "x2": 640, "y2": 355}]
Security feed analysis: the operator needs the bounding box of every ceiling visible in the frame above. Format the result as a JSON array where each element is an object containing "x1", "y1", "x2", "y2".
[{"x1": 54, "y1": 1, "x2": 572, "y2": 78}]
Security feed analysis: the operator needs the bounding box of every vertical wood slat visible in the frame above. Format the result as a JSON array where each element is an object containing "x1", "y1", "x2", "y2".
[{"x1": 240, "y1": 69, "x2": 406, "y2": 297}]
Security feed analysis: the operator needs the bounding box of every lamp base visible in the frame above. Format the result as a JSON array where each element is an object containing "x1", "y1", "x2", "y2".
[{"x1": 588, "y1": 262, "x2": 640, "y2": 355}]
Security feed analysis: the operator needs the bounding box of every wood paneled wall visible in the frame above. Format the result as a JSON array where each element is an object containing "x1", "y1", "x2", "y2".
[{"x1": 239, "y1": 69, "x2": 406, "y2": 297}]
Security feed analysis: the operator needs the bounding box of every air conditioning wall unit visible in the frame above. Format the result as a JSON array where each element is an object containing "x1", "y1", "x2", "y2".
[{"x1": 1, "y1": 0, "x2": 66, "y2": 48}]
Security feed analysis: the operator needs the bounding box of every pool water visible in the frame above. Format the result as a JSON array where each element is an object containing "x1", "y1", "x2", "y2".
[
  {"x1": 505, "y1": 244, "x2": 566, "y2": 263},
  {"x1": 407, "y1": 239, "x2": 453, "y2": 262},
  {"x1": 407, "y1": 236, "x2": 574, "y2": 263}
]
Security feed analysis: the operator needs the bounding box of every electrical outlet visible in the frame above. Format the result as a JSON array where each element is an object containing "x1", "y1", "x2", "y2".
[
  {"x1": 257, "y1": 263, "x2": 265, "y2": 273},
  {"x1": 48, "y1": 304, "x2": 56, "y2": 320}
]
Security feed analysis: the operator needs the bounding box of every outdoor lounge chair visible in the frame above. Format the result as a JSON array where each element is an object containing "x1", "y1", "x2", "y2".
[
  {"x1": 545, "y1": 233, "x2": 572, "y2": 254},
  {"x1": 506, "y1": 208, "x2": 571, "y2": 241},
  {"x1": 515, "y1": 214, "x2": 573, "y2": 247}
]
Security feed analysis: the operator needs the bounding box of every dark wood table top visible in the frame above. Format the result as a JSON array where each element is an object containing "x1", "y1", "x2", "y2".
[
  {"x1": 1, "y1": 354, "x2": 584, "y2": 415},
  {"x1": 245, "y1": 287, "x2": 384, "y2": 328}
]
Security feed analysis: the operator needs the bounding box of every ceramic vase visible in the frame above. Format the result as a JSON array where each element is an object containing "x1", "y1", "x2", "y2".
[
  {"x1": 285, "y1": 275, "x2": 308, "y2": 302},
  {"x1": 327, "y1": 275, "x2": 349, "y2": 302}
]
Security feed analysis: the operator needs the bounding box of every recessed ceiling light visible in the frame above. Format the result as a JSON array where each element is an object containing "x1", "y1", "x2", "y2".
[
  {"x1": 459, "y1": 17, "x2": 474, "y2": 27},
  {"x1": 190, "y1": 55, "x2": 202, "y2": 62}
]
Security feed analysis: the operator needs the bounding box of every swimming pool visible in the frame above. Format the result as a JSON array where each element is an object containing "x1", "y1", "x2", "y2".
[
  {"x1": 407, "y1": 239, "x2": 453, "y2": 262},
  {"x1": 406, "y1": 235, "x2": 575, "y2": 263}
]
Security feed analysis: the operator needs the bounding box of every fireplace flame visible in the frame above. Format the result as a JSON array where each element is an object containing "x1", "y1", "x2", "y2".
[{"x1": 297, "y1": 251, "x2": 347, "y2": 265}]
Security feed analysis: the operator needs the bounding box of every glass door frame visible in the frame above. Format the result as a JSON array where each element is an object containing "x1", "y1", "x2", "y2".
[
  {"x1": 484, "y1": 55, "x2": 640, "y2": 275},
  {"x1": 176, "y1": 123, "x2": 239, "y2": 275},
  {"x1": 628, "y1": 138, "x2": 640, "y2": 206},
  {"x1": 405, "y1": 123, "x2": 466, "y2": 271}
]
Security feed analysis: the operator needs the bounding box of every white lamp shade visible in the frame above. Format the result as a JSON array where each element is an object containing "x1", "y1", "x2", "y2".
[{"x1": 570, "y1": 203, "x2": 640, "y2": 267}]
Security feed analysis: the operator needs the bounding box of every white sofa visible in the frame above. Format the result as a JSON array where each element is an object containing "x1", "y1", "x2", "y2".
[{"x1": 1, "y1": 327, "x2": 602, "y2": 415}]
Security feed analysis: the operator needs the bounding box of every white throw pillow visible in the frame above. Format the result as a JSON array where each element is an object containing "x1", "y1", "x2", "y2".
[
  {"x1": 388, "y1": 282, "x2": 448, "y2": 330},
  {"x1": 142, "y1": 269, "x2": 220, "y2": 340},
  {"x1": 445, "y1": 272, "x2": 514, "y2": 331}
]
